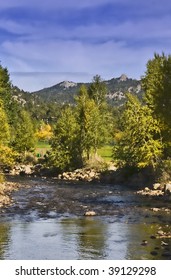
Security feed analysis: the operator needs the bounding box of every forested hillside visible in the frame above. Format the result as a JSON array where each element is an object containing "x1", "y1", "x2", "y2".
[{"x1": 31, "y1": 74, "x2": 142, "y2": 106}]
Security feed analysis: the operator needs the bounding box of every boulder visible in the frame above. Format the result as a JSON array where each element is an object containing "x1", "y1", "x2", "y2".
[
  {"x1": 164, "y1": 183, "x2": 171, "y2": 195},
  {"x1": 84, "y1": 211, "x2": 96, "y2": 216},
  {"x1": 153, "y1": 183, "x2": 161, "y2": 190}
]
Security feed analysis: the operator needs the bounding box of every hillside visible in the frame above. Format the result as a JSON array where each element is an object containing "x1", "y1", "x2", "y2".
[{"x1": 31, "y1": 74, "x2": 143, "y2": 106}]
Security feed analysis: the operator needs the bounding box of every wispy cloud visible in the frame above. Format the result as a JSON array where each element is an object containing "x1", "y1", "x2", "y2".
[{"x1": 0, "y1": 0, "x2": 171, "y2": 91}]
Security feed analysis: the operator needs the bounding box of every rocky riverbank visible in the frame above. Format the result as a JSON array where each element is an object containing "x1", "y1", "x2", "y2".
[
  {"x1": 0, "y1": 182, "x2": 19, "y2": 208},
  {"x1": 1, "y1": 164, "x2": 171, "y2": 212},
  {"x1": 137, "y1": 182, "x2": 171, "y2": 197},
  {"x1": 0, "y1": 181, "x2": 29, "y2": 209}
]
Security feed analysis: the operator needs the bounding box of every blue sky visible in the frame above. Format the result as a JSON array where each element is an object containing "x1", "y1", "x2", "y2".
[{"x1": 0, "y1": 0, "x2": 171, "y2": 91}]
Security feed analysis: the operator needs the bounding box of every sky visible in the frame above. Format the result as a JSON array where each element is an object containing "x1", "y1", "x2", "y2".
[{"x1": 0, "y1": 0, "x2": 171, "y2": 92}]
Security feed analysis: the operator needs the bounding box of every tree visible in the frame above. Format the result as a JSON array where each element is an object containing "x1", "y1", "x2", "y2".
[
  {"x1": 35, "y1": 122, "x2": 53, "y2": 142},
  {"x1": 0, "y1": 99, "x2": 10, "y2": 145},
  {"x1": 49, "y1": 107, "x2": 82, "y2": 171},
  {"x1": 113, "y1": 94, "x2": 163, "y2": 169},
  {"x1": 142, "y1": 53, "x2": 171, "y2": 155},
  {"x1": 88, "y1": 75, "x2": 107, "y2": 107},
  {"x1": 0, "y1": 99, "x2": 17, "y2": 167},
  {"x1": 0, "y1": 64, "x2": 11, "y2": 112},
  {"x1": 12, "y1": 110, "x2": 36, "y2": 154},
  {"x1": 76, "y1": 85, "x2": 111, "y2": 160}
]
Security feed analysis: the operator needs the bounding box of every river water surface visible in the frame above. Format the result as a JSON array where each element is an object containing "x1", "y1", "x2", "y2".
[{"x1": 0, "y1": 177, "x2": 171, "y2": 260}]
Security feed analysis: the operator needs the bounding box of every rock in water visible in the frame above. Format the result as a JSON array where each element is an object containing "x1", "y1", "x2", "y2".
[{"x1": 84, "y1": 211, "x2": 96, "y2": 216}]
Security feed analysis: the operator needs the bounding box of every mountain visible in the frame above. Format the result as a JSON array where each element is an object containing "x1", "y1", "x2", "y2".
[{"x1": 31, "y1": 74, "x2": 143, "y2": 106}]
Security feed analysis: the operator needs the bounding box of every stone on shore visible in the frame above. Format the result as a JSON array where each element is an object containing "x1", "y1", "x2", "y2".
[{"x1": 164, "y1": 183, "x2": 171, "y2": 195}]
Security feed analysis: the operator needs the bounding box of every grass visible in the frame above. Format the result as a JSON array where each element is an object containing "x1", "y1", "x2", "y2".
[
  {"x1": 35, "y1": 141, "x2": 50, "y2": 157},
  {"x1": 97, "y1": 145, "x2": 113, "y2": 162},
  {"x1": 35, "y1": 142, "x2": 113, "y2": 161},
  {"x1": 36, "y1": 141, "x2": 51, "y2": 149}
]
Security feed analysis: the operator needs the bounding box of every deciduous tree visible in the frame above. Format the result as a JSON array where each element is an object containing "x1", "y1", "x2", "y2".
[
  {"x1": 142, "y1": 53, "x2": 171, "y2": 156},
  {"x1": 49, "y1": 107, "x2": 82, "y2": 171},
  {"x1": 113, "y1": 94, "x2": 163, "y2": 169}
]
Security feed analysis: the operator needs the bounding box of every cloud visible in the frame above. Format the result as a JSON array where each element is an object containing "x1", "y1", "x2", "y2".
[
  {"x1": 3, "y1": 37, "x2": 167, "y2": 91},
  {"x1": 0, "y1": 0, "x2": 171, "y2": 91},
  {"x1": 0, "y1": 0, "x2": 127, "y2": 10},
  {"x1": 10, "y1": 71, "x2": 92, "y2": 92}
]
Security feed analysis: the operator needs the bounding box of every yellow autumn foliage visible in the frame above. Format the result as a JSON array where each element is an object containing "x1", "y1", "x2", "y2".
[
  {"x1": 35, "y1": 123, "x2": 53, "y2": 141},
  {"x1": 0, "y1": 145, "x2": 18, "y2": 167}
]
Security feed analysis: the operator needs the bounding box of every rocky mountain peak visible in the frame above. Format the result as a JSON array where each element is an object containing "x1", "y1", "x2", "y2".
[
  {"x1": 118, "y1": 74, "x2": 128, "y2": 82},
  {"x1": 59, "y1": 81, "x2": 77, "y2": 88}
]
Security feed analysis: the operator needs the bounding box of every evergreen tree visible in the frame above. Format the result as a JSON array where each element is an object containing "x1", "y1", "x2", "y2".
[
  {"x1": 49, "y1": 107, "x2": 82, "y2": 171},
  {"x1": 0, "y1": 65, "x2": 11, "y2": 113}
]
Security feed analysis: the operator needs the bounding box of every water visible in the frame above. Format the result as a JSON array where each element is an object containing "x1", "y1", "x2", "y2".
[{"x1": 0, "y1": 178, "x2": 171, "y2": 259}]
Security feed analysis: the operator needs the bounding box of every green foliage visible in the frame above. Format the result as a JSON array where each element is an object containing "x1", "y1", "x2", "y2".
[
  {"x1": 88, "y1": 75, "x2": 107, "y2": 107},
  {"x1": 113, "y1": 94, "x2": 163, "y2": 169},
  {"x1": 76, "y1": 83, "x2": 112, "y2": 160},
  {"x1": 12, "y1": 110, "x2": 36, "y2": 154},
  {"x1": 0, "y1": 65, "x2": 11, "y2": 112},
  {"x1": 0, "y1": 99, "x2": 10, "y2": 145},
  {"x1": 142, "y1": 53, "x2": 171, "y2": 156},
  {"x1": 49, "y1": 107, "x2": 82, "y2": 171}
]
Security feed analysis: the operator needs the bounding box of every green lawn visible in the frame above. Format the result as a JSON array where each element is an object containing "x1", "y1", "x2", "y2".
[
  {"x1": 35, "y1": 142, "x2": 113, "y2": 161},
  {"x1": 97, "y1": 145, "x2": 113, "y2": 161},
  {"x1": 36, "y1": 141, "x2": 51, "y2": 148},
  {"x1": 35, "y1": 141, "x2": 50, "y2": 157}
]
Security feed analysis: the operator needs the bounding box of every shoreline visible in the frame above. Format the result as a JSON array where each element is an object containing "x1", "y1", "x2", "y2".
[
  {"x1": 0, "y1": 169, "x2": 171, "y2": 212},
  {"x1": 0, "y1": 180, "x2": 30, "y2": 209}
]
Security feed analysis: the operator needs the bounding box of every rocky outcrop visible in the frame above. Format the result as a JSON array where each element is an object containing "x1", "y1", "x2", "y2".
[{"x1": 118, "y1": 74, "x2": 128, "y2": 82}]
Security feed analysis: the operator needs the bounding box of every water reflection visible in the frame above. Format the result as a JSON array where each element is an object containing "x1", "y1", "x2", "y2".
[
  {"x1": 0, "y1": 217, "x2": 170, "y2": 259},
  {"x1": 0, "y1": 223, "x2": 10, "y2": 259},
  {"x1": 126, "y1": 223, "x2": 171, "y2": 260},
  {"x1": 60, "y1": 217, "x2": 107, "y2": 259}
]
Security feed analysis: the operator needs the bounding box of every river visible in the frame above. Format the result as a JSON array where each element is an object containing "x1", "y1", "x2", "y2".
[{"x1": 0, "y1": 177, "x2": 171, "y2": 259}]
